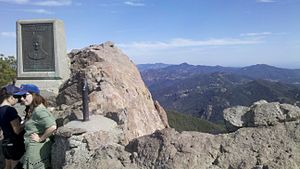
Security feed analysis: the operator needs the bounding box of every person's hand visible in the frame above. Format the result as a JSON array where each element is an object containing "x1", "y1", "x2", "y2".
[{"x1": 30, "y1": 133, "x2": 42, "y2": 142}]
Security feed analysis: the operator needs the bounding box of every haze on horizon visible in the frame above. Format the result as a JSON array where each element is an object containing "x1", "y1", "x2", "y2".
[{"x1": 0, "y1": 0, "x2": 299, "y2": 69}]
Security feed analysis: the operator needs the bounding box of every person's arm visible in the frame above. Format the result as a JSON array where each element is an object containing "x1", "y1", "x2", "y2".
[
  {"x1": 30, "y1": 125, "x2": 57, "y2": 142},
  {"x1": 10, "y1": 118, "x2": 24, "y2": 135},
  {"x1": 31, "y1": 106, "x2": 57, "y2": 142}
]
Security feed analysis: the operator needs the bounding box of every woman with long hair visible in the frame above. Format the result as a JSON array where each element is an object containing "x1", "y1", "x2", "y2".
[
  {"x1": 15, "y1": 84, "x2": 56, "y2": 169},
  {"x1": 0, "y1": 84, "x2": 25, "y2": 169}
]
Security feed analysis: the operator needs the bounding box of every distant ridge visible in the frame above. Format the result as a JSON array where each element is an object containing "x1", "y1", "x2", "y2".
[
  {"x1": 138, "y1": 63, "x2": 300, "y2": 84},
  {"x1": 137, "y1": 63, "x2": 172, "y2": 71},
  {"x1": 138, "y1": 63, "x2": 300, "y2": 123}
]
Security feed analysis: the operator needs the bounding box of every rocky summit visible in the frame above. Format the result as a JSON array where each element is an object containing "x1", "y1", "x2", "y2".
[
  {"x1": 54, "y1": 41, "x2": 168, "y2": 144},
  {"x1": 1, "y1": 42, "x2": 299, "y2": 169},
  {"x1": 50, "y1": 42, "x2": 300, "y2": 169}
]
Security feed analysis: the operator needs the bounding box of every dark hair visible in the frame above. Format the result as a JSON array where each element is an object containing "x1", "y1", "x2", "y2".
[
  {"x1": 26, "y1": 93, "x2": 48, "y2": 119},
  {"x1": 0, "y1": 87, "x2": 11, "y2": 104}
]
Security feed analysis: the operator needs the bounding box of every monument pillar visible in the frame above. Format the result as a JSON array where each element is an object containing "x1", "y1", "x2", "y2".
[{"x1": 16, "y1": 19, "x2": 70, "y2": 94}]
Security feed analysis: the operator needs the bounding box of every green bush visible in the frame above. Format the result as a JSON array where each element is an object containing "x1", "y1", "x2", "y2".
[
  {"x1": 0, "y1": 55, "x2": 16, "y2": 87},
  {"x1": 167, "y1": 110, "x2": 226, "y2": 134}
]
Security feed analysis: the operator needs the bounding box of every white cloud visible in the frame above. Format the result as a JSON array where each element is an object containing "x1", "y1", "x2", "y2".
[
  {"x1": 0, "y1": 32, "x2": 16, "y2": 38},
  {"x1": 124, "y1": 1, "x2": 145, "y2": 6},
  {"x1": 25, "y1": 8, "x2": 53, "y2": 14},
  {"x1": 118, "y1": 38, "x2": 262, "y2": 50},
  {"x1": 240, "y1": 32, "x2": 272, "y2": 36},
  {"x1": 0, "y1": 0, "x2": 29, "y2": 4},
  {"x1": 256, "y1": 0, "x2": 275, "y2": 3},
  {"x1": 33, "y1": 0, "x2": 72, "y2": 6},
  {"x1": 0, "y1": 0, "x2": 72, "y2": 6}
]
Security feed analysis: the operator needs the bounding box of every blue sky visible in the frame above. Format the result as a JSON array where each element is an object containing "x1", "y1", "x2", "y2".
[{"x1": 0, "y1": 0, "x2": 299, "y2": 68}]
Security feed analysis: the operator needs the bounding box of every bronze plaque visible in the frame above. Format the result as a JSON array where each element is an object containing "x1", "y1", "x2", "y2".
[{"x1": 21, "y1": 23, "x2": 55, "y2": 72}]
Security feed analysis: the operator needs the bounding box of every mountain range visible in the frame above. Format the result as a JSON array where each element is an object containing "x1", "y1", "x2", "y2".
[{"x1": 138, "y1": 63, "x2": 300, "y2": 123}]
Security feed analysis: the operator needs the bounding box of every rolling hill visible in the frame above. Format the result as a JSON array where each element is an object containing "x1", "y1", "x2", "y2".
[{"x1": 139, "y1": 63, "x2": 300, "y2": 123}]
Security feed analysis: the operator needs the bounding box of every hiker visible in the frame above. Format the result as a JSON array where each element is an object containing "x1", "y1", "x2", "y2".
[
  {"x1": 14, "y1": 84, "x2": 57, "y2": 169},
  {"x1": 0, "y1": 84, "x2": 25, "y2": 169}
]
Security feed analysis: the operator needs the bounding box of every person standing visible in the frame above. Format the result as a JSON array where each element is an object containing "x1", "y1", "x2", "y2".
[
  {"x1": 14, "y1": 84, "x2": 56, "y2": 169},
  {"x1": 0, "y1": 84, "x2": 25, "y2": 169}
]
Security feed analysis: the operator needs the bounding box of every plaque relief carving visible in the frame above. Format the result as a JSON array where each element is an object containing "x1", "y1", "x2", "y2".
[
  {"x1": 21, "y1": 23, "x2": 55, "y2": 72},
  {"x1": 28, "y1": 33, "x2": 48, "y2": 60}
]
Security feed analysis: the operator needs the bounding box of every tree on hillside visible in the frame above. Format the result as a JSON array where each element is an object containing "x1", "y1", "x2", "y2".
[{"x1": 0, "y1": 54, "x2": 17, "y2": 87}]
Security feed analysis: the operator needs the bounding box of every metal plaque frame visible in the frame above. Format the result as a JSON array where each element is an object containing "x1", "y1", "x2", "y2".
[{"x1": 17, "y1": 19, "x2": 67, "y2": 80}]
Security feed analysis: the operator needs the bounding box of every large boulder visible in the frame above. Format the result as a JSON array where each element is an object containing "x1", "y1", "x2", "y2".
[
  {"x1": 54, "y1": 41, "x2": 168, "y2": 144},
  {"x1": 224, "y1": 100, "x2": 300, "y2": 131},
  {"x1": 223, "y1": 106, "x2": 250, "y2": 132}
]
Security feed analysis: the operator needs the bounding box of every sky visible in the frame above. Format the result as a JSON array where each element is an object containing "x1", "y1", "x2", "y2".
[{"x1": 0, "y1": 0, "x2": 299, "y2": 68}]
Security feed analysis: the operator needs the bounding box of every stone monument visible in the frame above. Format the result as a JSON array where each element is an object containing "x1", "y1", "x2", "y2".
[{"x1": 16, "y1": 19, "x2": 70, "y2": 93}]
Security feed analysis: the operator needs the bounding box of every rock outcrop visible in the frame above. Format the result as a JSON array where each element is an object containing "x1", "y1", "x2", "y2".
[
  {"x1": 224, "y1": 100, "x2": 300, "y2": 132},
  {"x1": 51, "y1": 42, "x2": 300, "y2": 169},
  {"x1": 54, "y1": 41, "x2": 167, "y2": 144},
  {"x1": 53, "y1": 102, "x2": 300, "y2": 169},
  {"x1": 127, "y1": 120, "x2": 300, "y2": 169}
]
